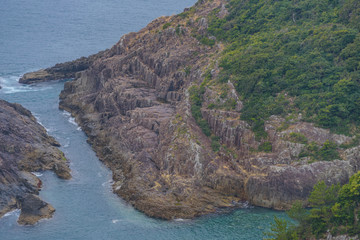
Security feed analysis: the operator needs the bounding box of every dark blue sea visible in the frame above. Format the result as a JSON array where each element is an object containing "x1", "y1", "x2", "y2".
[{"x1": 0, "y1": 1, "x2": 288, "y2": 239}]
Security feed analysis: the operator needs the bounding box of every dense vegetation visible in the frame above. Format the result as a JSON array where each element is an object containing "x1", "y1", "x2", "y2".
[
  {"x1": 299, "y1": 139, "x2": 340, "y2": 162},
  {"x1": 264, "y1": 171, "x2": 360, "y2": 239},
  {"x1": 207, "y1": 0, "x2": 360, "y2": 137}
]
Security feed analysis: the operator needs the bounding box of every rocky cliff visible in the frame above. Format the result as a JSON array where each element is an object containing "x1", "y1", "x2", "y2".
[
  {"x1": 21, "y1": 0, "x2": 360, "y2": 219},
  {"x1": 0, "y1": 100, "x2": 71, "y2": 225}
]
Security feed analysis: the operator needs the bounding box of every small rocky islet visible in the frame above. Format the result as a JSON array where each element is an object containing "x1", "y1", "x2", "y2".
[
  {"x1": 0, "y1": 100, "x2": 71, "y2": 225},
  {"x1": 19, "y1": 0, "x2": 360, "y2": 223}
]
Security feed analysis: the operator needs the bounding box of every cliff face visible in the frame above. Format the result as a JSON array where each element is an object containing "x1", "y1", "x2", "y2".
[
  {"x1": 0, "y1": 100, "x2": 71, "y2": 224},
  {"x1": 58, "y1": 0, "x2": 241, "y2": 219},
  {"x1": 21, "y1": 0, "x2": 360, "y2": 219}
]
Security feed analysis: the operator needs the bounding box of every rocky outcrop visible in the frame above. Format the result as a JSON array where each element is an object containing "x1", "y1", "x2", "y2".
[
  {"x1": 19, "y1": 50, "x2": 107, "y2": 84},
  {"x1": 17, "y1": 194, "x2": 55, "y2": 225},
  {"x1": 0, "y1": 100, "x2": 71, "y2": 224},
  {"x1": 21, "y1": 0, "x2": 360, "y2": 220}
]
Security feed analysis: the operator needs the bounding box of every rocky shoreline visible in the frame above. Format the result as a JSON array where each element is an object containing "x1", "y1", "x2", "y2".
[
  {"x1": 19, "y1": 50, "x2": 106, "y2": 84},
  {"x1": 0, "y1": 100, "x2": 71, "y2": 225},
  {"x1": 20, "y1": 0, "x2": 360, "y2": 221}
]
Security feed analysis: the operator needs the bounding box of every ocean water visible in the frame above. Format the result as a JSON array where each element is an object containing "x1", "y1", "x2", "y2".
[{"x1": 0, "y1": 1, "x2": 288, "y2": 239}]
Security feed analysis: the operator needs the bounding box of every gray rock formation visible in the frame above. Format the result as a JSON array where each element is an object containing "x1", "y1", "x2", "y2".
[
  {"x1": 0, "y1": 100, "x2": 71, "y2": 224},
  {"x1": 17, "y1": 194, "x2": 55, "y2": 225}
]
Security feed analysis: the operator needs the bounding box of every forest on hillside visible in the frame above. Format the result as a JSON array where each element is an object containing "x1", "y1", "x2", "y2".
[{"x1": 207, "y1": 0, "x2": 360, "y2": 138}]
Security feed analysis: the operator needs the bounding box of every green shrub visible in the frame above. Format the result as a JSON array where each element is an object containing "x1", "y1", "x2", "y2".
[
  {"x1": 162, "y1": 22, "x2": 171, "y2": 29},
  {"x1": 189, "y1": 85, "x2": 212, "y2": 137},
  {"x1": 298, "y1": 140, "x2": 339, "y2": 161},
  {"x1": 258, "y1": 141, "x2": 272, "y2": 152},
  {"x1": 265, "y1": 171, "x2": 360, "y2": 239},
  {"x1": 175, "y1": 25, "x2": 182, "y2": 35},
  {"x1": 339, "y1": 135, "x2": 360, "y2": 149},
  {"x1": 208, "y1": 103, "x2": 216, "y2": 109},
  {"x1": 211, "y1": 135, "x2": 221, "y2": 152},
  {"x1": 318, "y1": 140, "x2": 340, "y2": 161},
  {"x1": 199, "y1": 37, "x2": 215, "y2": 46},
  {"x1": 288, "y1": 132, "x2": 308, "y2": 144},
  {"x1": 264, "y1": 216, "x2": 290, "y2": 240},
  {"x1": 184, "y1": 66, "x2": 191, "y2": 77}
]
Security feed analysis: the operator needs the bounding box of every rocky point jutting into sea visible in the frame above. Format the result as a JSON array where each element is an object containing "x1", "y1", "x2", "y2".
[
  {"x1": 20, "y1": 0, "x2": 360, "y2": 220},
  {"x1": 0, "y1": 100, "x2": 71, "y2": 225}
]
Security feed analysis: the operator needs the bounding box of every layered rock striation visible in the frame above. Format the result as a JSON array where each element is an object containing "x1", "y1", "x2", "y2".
[
  {"x1": 0, "y1": 100, "x2": 71, "y2": 224},
  {"x1": 21, "y1": 0, "x2": 360, "y2": 219}
]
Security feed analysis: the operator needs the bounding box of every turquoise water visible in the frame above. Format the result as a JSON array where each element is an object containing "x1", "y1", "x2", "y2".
[{"x1": 0, "y1": 1, "x2": 288, "y2": 239}]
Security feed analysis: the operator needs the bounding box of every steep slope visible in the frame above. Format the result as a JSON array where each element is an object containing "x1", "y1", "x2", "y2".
[
  {"x1": 0, "y1": 100, "x2": 71, "y2": 224},
  {"x1": 21, "y1": 0, "x2": 360, "y2": 220},
  {"x1": 59, "y1": 0, "x2": 243, "y2": 219}
]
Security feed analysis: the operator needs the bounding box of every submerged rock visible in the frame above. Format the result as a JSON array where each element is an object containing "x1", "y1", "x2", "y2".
[{"x1": 0, "y1": 99, "x2": 71, "y2": 224}]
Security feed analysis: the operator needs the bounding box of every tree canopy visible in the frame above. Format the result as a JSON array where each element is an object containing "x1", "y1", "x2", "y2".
[{"x1": 207, "y1": 0, "x2": 360, "y2": 137}]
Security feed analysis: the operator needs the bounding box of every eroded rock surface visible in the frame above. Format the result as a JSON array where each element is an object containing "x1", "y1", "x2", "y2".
[
  {"x1": 0, "y1": 100, "x2": 71, "y2": 224},
  {"x1": 21, "y1": 0, "x2": 360, "y2": 219}
]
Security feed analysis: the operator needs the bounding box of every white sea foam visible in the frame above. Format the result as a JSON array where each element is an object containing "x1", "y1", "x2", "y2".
[
  {"x1": 0, "y1": 75, "x2": 18, "y2": 85},
  {"x1": 33, "y1": 114, "x2": 41, "y2": 121},
  {"x1": 62, "y1": 111, "x2": 71, "y2": 117},
  {"x1": 33, "y1": 115, "x2": 53, "y2": 132},
  {"x1": 63, "y1": 138, "x2": 70, "y2": 148},
  {"x1": 102, "y1": 179, "x2": 114, "y2": 187},
  {"x1": 2, "y1": 86, "x2": 33, "y2": 94},
  {"x1": 32, "y1": 172, "x2": 43, "y2": 177},
  {"x1": 0, "y1": 75, "x2": 29, "y2": 93},
  {"x1": 3, "y1": 209, "x2": 20, "y2": 218},
  {"x1": 61, "y1": 110, "x2": 81, "y2": 129},
  {"x1": 68, "y1": 117, "x2": 78, "y2": 126},
  {"x1": 0, "y1": 75, "x2": 52, "y2": 94},
  {"x1": 235, "y1": 201, "x2": 253, "y2": 209},
  {"x1": 34, "y1": 115, "x2": 43, "y2": 125},
  {"x1": 173, "y1": 218, "x2": 190, "y2": 222}
]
